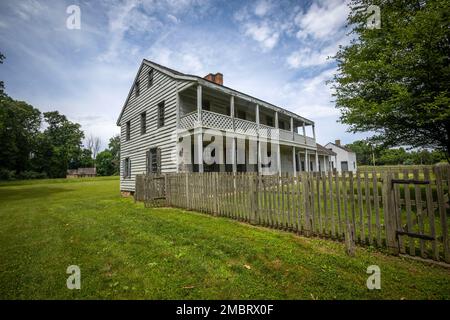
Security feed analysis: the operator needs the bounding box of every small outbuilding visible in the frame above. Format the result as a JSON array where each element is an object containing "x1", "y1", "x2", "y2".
[
  {"x1": 66, "y1": 168, "x2": 97, "y2": 178},
  {"x1": 325, "y1": 140, "x2": 357, "y2": 173}
]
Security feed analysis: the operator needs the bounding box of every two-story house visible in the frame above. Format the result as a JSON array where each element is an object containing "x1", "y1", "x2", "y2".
[{"x1": 117, "y1": 59, "x2": 335, "y2": 193}]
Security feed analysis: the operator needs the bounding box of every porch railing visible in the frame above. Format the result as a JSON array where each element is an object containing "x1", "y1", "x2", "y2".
[{"x1": 179, "y1": 110, "x2": 315, "y2": 146}]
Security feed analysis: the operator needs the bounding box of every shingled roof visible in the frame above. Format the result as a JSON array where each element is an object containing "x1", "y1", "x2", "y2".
[
  {"x1": 327, "y1": 142, "x2": 354, "y2": 153},
  {"x1": 316, "y1": 143, "x2": 336, "y2": 156}
]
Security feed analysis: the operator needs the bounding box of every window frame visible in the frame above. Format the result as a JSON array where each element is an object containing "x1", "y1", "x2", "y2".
[
  {"x1": 147, "y1": 69, "x2": 154, "y2": 87},
  {"x1": 123, "y1": 157, "x2": 131, "y2": 178},
  {"x1": 135, "y1": 80, "x2": 140, "y2": 97},
  {"x1": 157, "y1": 101, "x2": 165, "y2": 128},
  {"x1": 125, "y1": 121, "x2": 131, "y2": 141},
  {"x1": 147, "y1": 147, "x2": 161, "y2": 174},
  {"x1": 140, "y1": 111, "x2": 146, "y2": 135}
]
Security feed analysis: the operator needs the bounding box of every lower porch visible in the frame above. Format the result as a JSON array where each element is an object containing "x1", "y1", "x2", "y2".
[{"x1": 176, "y1": 131, "x2": 333, "y2": 175}]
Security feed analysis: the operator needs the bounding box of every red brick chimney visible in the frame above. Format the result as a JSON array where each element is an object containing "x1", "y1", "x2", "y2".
[
  {"x1": 335, "y1": 139, "x2": 341, "y2": 146},
  {"x1": 204, "y1": 72, "x2": 223, "y2": 85}
]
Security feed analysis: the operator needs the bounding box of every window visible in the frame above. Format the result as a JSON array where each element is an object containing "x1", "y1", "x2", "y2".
[
  {"x1": 279, "y1": 120, "x2": 285, "y2": 130},
  {"x1": 157, "y1": 101, "x2": 165, "y2": 128},
  {"x1": 140, "y1": 112, "x2": 146, "y2": 135},
  {"x1": 125, "y1": 121, "x2": 131, "y2": 141},
  {"x1": 148, "y1": 69, "x2": 154, "y2": 87},
  {"x1": 266, "y1": 116, "x2": 274, "y2": 127},
  {"x1": 135, "y1": 80, "x2": 140, "y2": 97},
  {"x1": 147, "y1": 148, "x2": 160, "y2": 174},
  {"x1": 123, "y1": 157, "x2": 131, "y2": 178}
]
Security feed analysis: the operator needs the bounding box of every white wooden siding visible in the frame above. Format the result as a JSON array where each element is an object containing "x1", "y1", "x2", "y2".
[{"x1": 119, "y1": 63, "x2": 193, "y2": 191}]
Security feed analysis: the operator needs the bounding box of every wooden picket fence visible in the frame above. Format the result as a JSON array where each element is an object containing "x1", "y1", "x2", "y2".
[{"x1": 135, "y1": 165, "x2": 450, "y2": 263}]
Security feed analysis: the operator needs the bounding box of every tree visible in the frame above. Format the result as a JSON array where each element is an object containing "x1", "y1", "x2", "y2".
[
  {"x1": 347, "y1": 139, "x2": 446, "y2": 165},
  {"x1": 69, "y1": 148, "x2": 94, "y2": 169},
  {"x1": 108, "y1": 134, "x2": 120, "y2": 174},
  {"x1": 0, "y1": 97, "x2": 41, "y2": 174},
  {"x1": 86, "y1": 134, "x2": 101, "y2": 160},
  {"x1": 331, "y1": 0, "x2": 450, "y2": 158},
  {"x1": 346, "y1": 140, "x2": 380, "y2": 165},
  {"x1": 40, "y1": 111, "x2": 84, "y2": 178},
  {"x1": 95, "y1": 150, "x2": 115, "y2": 176}
]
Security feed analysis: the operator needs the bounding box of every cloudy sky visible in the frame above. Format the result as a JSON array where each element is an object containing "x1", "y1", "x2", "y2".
[{"x1": 0, "y1": 0, "x2": 370, "y2": 149}]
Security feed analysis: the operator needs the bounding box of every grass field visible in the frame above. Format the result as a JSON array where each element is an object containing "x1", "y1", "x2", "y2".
[{"x1": 0, "y1": 177, "x2": 449, "y2": 299}]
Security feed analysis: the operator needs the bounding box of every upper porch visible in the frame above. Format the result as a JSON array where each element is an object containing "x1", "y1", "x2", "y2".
[{"x1": 176, "y1": 83, "x2": 317, "y2": 149}]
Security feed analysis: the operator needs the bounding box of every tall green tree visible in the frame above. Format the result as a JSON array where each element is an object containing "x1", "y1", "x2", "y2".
[
  {"x1": 108, "y1": 134, "x2": 120, "y2": 174},
  {"x1": 0, "y1": 97, "x2": 41, "y2": 174},
  {"x1": 95, "y1": 150, "x2": 115, "y2": 176},
  {"x1": 332, "y1": 0, "x2": 450, "y2": 158},
  {"x1": 40, "y1": 111, "x2": 84, "y2": 178}
]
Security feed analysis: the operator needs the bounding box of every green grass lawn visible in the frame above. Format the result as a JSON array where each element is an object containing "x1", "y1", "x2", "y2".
[{"x1": 0, "y1": 177, "x2": 449, "y2": 299}]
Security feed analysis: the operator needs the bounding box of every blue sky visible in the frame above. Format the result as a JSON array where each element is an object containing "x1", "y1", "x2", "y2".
[{"x1": 0, "y1": 0, "x2": 370, "y2": 148}]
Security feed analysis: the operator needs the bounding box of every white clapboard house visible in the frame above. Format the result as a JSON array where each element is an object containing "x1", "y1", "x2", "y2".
[
  {"x1": 325, "y1": 140, "x2": 357, "y2": 173},
  {"x1": 117, "y1": 60, "x2": 335, "y2": 193}
]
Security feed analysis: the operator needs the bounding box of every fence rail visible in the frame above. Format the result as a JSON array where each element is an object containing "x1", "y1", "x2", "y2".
[{"x1": 135, "y1": 165, "x2": 450, "y2": 263}]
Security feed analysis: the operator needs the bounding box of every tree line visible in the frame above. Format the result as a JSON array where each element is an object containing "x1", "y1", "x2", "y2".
[
  {"x1": 0, "y1": 53, "x2": 119, "y2": 180},
  {"x1": 346, "y1": 140, "x2": 447, "y2": 166}
]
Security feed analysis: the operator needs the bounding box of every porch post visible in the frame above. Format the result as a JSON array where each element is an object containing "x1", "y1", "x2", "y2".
[
  {"x1": 305, "y1": 149, "x2": 309, "y2": 172},
  {"x1": 335, "y1": 154, "x2": 338, "y2": 173},
  {"x1": 232, "y1": 137, "x2": 237, "y2": 173},
  {"x1": 230, "y1": 95, "x2": 236, "y2": 173},
  {"x1": 275, "y1": 111, "x2": 279, "y2": 129},
  {"x1": 197, "y1": 84, "x2": 202, "y2": 124},
  {"x1": 290, "y1": 117, "x2": 294, "y2": 140},
  {"x1": 315, "y1": 150, "x2": 319, "y2": 172},
  {"x1": 292, "y1": 146, "x2": 296, "y2": 177},
  {"x1": 303, "y1": 122, "x2": 307, "y2": 144},
  {"x1": 277, "y1": 143, "x2": 281, "y2": 176},
  {"x1": 230, "y1": 95, "x2": 235, "y2": 130},
  {"x1": 274, "y1": 111, "x2": 281, "y2": 176},
  {"x1": 256, "y1": 104, "x2": 261, "y2": 174},
  {"x1": 312, "y1": 124, "x2": 316, "y2": 141},
  {"x1": 197, "y1": 130, "x2": 203, "y2": 173},
  {"x1": 196, "y1": 84, "x2": 203, "y2": 172}
]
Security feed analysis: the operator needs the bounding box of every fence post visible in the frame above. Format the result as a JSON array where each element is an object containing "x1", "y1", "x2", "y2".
[
  {"x1": 164, "y1": 174, "x2": 168, "y2": 207},
  {"x1": 250, "y1": 174, "x2": 258, "y2": 224},
  {"x1": 302, "y1": 172, "x2": 312, "y2": 236},
  {"x1": 382, "y1": 172, "x2": 399, "y2": 255},
  {"x1": 345, "y1": 221, "x2": 356, "y2": 257},
  {"x1": 434, "y1": 166, "x2": 449, "y2": 263},
  {"x1": 185, "y1": 172, "x2": 189, "y2": 209}
]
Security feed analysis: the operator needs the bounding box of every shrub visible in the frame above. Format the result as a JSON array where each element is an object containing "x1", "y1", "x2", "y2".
[
  {"x1": 0, "y1": 169, "x2": 16, "y2": 181},
  {"x1": 17, "y1": 171, "x2": 48, "y2": 180}
]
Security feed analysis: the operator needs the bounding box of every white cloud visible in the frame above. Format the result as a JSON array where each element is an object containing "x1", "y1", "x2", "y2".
[
  {"x1": 254, "y1": 0, "x2": 271, "y2": 17},
  {"x1": 167, "y1": 14, "x2": 179, "y2": 24},
  {"x1": 281, "y1": 68, "x2": 340, "y2": 119},
  {"x1": 244, "y1": 22, "x2": 279, "y2": 50},
  {"x1": 294, "y1": 0, "x2": 349, "y2": 40},
  {"x1": 287, "y1": 35, "x2": 349, "y2": 69}
]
